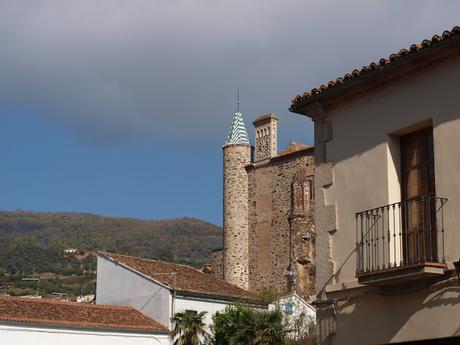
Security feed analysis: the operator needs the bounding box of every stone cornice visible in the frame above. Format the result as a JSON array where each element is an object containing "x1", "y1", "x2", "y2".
[{"x1": 246, "y1": 147, "x2": 314, "y2": 171}]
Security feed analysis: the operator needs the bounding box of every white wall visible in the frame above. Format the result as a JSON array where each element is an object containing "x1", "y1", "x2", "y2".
[
  {"x1": 96, "y1": 256, "x2": 171, "y2": 327},
  {"x1": 174, "y1": 296, "x2": 232, "y2": 329},
  {"x1": 0, "y1": 324, "x2": 169, "y2": 345},
  {"x1": 269, "y1": 295, "x2": 316, "y2": 321}
]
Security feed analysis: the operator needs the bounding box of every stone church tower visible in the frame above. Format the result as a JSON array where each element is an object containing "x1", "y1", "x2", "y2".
[
  {"x1": 222, "y1": 111, "x2": 251, "y2": 290},
  {"x1": 218, "y1": 110, "x2": 315, "y2": 298}
]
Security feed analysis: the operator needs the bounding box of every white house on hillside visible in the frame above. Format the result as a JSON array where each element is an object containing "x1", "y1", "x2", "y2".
[
  {"x1": 96, "y1": 252, "x2": 266, "y2": 330},
  {"x1": 0, "y1": 296, "x2": 169, "y2": 345}
]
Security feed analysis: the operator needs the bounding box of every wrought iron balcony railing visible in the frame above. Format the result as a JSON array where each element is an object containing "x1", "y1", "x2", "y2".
[{"x1": 356, "y1": 196, "x2": 447, "y2": 277}]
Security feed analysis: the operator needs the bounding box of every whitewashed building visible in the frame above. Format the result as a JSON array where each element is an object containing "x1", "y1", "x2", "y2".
[
  {"x1": 270, "y1": 292, "x2": 316, "y2": 321},
  {"x1": 0, "y1": 295, "x2": 169, "y2": 345},
  {"x1": 270, "y1": 293, "x2": 316, "y2": 340},
  {"x1": 96, "y1": 252, "x2": 265, "y2": 330}
]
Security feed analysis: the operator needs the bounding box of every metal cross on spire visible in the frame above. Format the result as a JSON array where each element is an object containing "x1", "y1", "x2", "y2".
[{"x1": 237, "y1": 88, "x2": 240, "y2": 113}]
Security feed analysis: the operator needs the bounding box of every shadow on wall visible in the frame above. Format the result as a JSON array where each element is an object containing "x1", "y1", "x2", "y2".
[
  {"x1": 333, "y1": 279, "x2": 460, "y2": 345},
  {"x1": 323, "y1": 56, "x2": 460, "y2": 166}
]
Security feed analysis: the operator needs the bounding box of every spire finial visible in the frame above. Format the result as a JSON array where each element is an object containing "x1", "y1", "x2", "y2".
[
  {"x1": 224, "y1": 91, "x2": 250, "y2": 146},
  {"x1": 237, "y1": 88, "x2": 240, "y2": 113}
]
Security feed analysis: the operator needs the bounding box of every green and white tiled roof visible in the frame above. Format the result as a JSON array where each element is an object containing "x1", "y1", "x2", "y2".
[{"x1": 225, "y1": 112, "x2": 250, "y2": 145}]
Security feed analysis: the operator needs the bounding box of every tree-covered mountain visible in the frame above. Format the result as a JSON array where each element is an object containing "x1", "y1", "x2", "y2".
[{"x1": 0, "y1": 210, "x2": 222, "y2": 296}]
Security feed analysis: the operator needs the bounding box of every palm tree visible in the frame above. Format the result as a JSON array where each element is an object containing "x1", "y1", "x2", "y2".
[
  {"x1": 212, "y1": 304, "x2": 287, "y2": 345},
  {"x1": 171, "y1": 310, "x2": 209, "y2": 345},
  {"x1": 232, "y1": 307, "x2": 285, "y2": 345}
]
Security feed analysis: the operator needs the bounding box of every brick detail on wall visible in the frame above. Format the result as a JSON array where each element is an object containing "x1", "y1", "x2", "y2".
[{"x1": 247, "y1": 151, "x2": 315, "y2": 299}]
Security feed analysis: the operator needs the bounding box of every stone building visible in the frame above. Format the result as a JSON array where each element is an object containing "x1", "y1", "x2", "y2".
[{"x1": 214, "y1": 110, "x2": 315, "y2": 299}]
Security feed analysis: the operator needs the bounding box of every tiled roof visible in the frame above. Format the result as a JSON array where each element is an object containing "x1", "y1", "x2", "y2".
[
  {"x1": 0, "y1": 296, "x2": 168, "y2": 333},
  {"x1": 247, "y1": 142, "x2": 313, "y2": 170},
  {"x1": 278, "y1": 141, "x2": 313, "y2": 156},
  {"x1": 290, "y1": 25, "x2": 460, "y2": 113},
  {"x1": 99, "y1": 252, "x2": 261, "y2": 303},
  {"x1": 225, "y1": 112, "x2": 250, "y2": 145}
]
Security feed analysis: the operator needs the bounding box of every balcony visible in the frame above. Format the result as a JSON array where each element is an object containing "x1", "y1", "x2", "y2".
[{"x1": 355, "y1": 196, "x2": 448, "y2": 285}]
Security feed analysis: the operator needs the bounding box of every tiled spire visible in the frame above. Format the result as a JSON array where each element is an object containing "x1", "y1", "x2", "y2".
[{"x1": 224, "y1": 111, "x2": 250, "y2": 145}]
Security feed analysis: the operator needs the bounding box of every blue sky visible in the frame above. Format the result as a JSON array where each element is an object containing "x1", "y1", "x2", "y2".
[
  {"x1": 1, "y1": 1, "x2": 459, "y2": 225},
  {"x1": 0, "y1": 105, "x2": 223, "y2": 224},
  {"x1": 0, "y1": 103, "x2": 312, "y2": 225}
]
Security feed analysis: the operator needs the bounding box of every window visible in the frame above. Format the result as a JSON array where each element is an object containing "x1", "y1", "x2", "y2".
[
  {"x1": 400, "y1": 126, "x2": 437, "y2": 263},
  {"x1": 284, "y1": 303, "x2": 294, "y2": 315}
]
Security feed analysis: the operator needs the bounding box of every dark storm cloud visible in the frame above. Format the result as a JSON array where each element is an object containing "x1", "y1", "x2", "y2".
[{"x1": 0, "y1": 0, "x2": 459, "y2": 145}]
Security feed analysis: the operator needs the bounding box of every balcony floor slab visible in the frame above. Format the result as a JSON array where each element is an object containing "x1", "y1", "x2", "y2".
[{"x1": 357, "y1": 262, "x2": 446, "y2": 285}]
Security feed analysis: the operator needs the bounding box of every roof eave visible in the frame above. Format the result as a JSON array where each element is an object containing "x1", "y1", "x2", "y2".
[
  {"x1": 175, "y1": 290, "x2": 267, "y2": 307},
  {"x1": 290, "y1": 32, "x2": 460, "y2": 118},
  {"x1": 0, "y1": 319, "x2": 169, "y2": 335}
]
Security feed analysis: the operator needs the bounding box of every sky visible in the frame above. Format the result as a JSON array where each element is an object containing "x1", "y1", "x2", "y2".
[{"x1": 0, "y1": 1, "x2": 459, "y2": 226}]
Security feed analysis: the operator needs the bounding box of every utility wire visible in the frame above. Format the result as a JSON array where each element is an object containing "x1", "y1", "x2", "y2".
[{"x1": 316, "y1": 215, "x2": 380, "y2": 300}]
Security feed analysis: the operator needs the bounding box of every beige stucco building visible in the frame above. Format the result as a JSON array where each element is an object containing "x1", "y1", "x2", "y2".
[{"x1": 290, "y1": 26, "x2": 460, "y2": 344}]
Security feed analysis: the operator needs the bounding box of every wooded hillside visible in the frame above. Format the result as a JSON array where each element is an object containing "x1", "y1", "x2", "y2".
[{"x1": 0, "y1": 210, "x2": 222, "y2": 296}]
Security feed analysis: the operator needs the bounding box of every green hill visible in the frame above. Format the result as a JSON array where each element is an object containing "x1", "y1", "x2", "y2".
[{"x1": 0, "y1": 210, "x2": 222, "y2": 297}]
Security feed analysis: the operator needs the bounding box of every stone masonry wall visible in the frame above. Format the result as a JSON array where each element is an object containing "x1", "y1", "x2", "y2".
[
  {"x1": 247, "y1": 149, "x2": 315, "y2": 299},
  {"x1": 209, "y1": 249, "x2": 224, "y2": 280},
  {"x1": 223, "y1": 144, "x2": 252, "y2": 290}
]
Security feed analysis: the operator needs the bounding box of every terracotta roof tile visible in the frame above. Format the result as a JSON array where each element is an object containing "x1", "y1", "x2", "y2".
[
  {"x1": 278, "y1": 141, "x2": 312, "y2": 156},
  {"x1": 290, "y1": 25, "x2": 460, "y2": 112},
  {"x1": 100, "y1": 252, "x2": 262, "y2": 304},
  {"x1": 0, "y1": 296, "x2": 168, "y2": 333}
]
